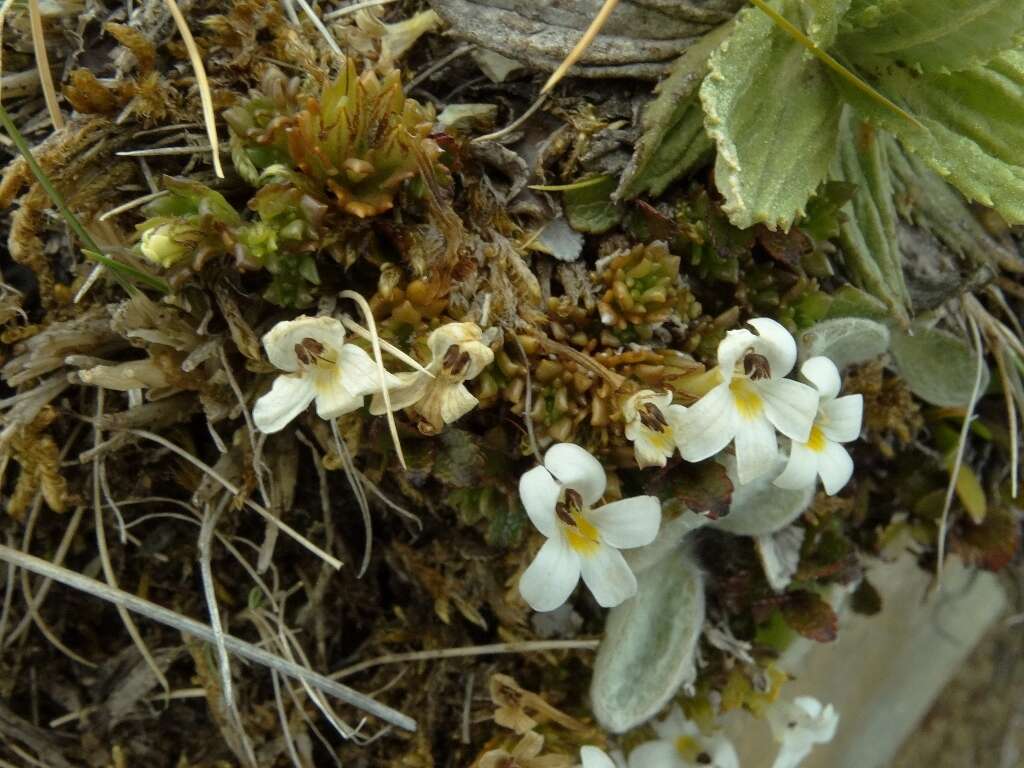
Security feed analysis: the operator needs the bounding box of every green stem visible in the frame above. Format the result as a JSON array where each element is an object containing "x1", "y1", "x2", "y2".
[
  {"x1": 0, "y1": 104, "x2": 170, "y2": 294},
  {"x1": 748, "y1": 0, "x2": 923, "y2": 130}
]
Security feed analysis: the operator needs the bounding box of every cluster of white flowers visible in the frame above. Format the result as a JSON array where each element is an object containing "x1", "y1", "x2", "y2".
[
  {"x1": 577, "y1": 700, "x2": 837, "y2": 768},
  {"x1": 251, "y1": 315, "x2": 492, "y2": 435},
  {"x1": 620, "y1": 317, "x2": 863, "y2": 492}
]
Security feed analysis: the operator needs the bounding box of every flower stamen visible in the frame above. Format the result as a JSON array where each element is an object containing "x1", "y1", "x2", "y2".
[
  {"x1": 743, "y1": 351, "x2": 772, "y2": 380},
  {"x1": 639, "y1": 402, "x2": 670, "y2": 433}
]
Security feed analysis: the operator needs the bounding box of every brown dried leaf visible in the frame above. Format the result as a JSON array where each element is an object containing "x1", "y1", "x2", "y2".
[
  {"x1": 105, "y1": 22, "x2": 156, "y2": 75},
  {"x1": 781, "y1": 590, "x2": 838, "y2": 643}
]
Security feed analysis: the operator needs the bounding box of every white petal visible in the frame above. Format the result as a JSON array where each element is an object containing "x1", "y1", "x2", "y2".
[
  {"x1": 339, "y1": 343, "x2": 401, "y2": 397},
  {"x1": 627, "y1": 429, "x2": 674, "y2": 469},
  {"x1": 748, "y1": 317, "x2": 797, "y2": 377},
  {"x1": 819, "y1": 394, "x2": 863, "y2": 444},
  {"x1": 544, "y1": 443, "x2": 607, "y2": 506},
  {"x1": 313, "y1": 370, "x2": 365, "y2": 419},
  {"x1": 758, "y1": 378, "x2": 818, "y2": 442},
  {"x1": 580, "y1": 746, "x2": 617, "y2": 768},
  {"x1": 734, "y1": 413, "x2": 779, "y2": 485},
  {"x1": 519, "y1": 466, "x2": 559, "y2": 538},
  {"x1": 588, "y1": 496, "x2": 661, "y2": 549},
  {"x1": 800, "y1": 356, "x2": 841, "y2": 400},
  {"x1": 253, "y1": 374, "x2": 316, "y2": 433},
  {"x1": 263, "y1": 315, "x2": 346, "y2": 372},
  {"x1": 652, "y1": 705, "x2": 694, "y2": 742},
  {"x1": 627, "y1": 741, "x2": 679, "y2": 768},
  {"x1": 427, "y1": 321, "x2": 482, "y2": 360},
  {"x1": 369, "y1": 372, "x2": 429, "y2": 414},
  {"x1": 817, "y1": 440, "x2": 854, "y2": 495},
  {"x1": 770, "y1": 742, "x2": 813, "y2": 768},
  {"x1": 705, "y1": 733, "x2": 741, "y2": 768},
  {"x1": 717, "y1": 328, "x2": 759, "y2": 374},
  {"x1": 518, "y1": 536, "x2": 580, "y2": 612},
  {"x1": 773, "y1": 441, "x2": 820, "y2": 491},
  {"x1": 677, "y1": 384, "x2": 737, "y2": 462},
  {"x1": 439, "y1": 383, "x2": 480, "y2": 424},
  {"x1": 579, "y1": 543, "x2": 638, "y2": 607}
]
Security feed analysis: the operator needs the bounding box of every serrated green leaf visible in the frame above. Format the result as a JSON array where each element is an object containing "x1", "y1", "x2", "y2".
[
  {"x1": 798, "y1": 316, "x2": 891, "y2": 368},
  {"x1": 831, "y1": 110, "x2": 910, "y2": 319},
  {"x1": 562, "y1": 175, "x2": 622, "y2": 235},
  {"x1": 838, "y1": 0, "x2": 1024, "y2": 75},
  {"x1": 700, "y1": 3, "x2": 843, "y2": 230},
  {"x1": 616, "y1": 22, "x2": 733, "y2": 200},
  {"x1": 890, "y1": 323, "x2": 991, "y2": 407},
  {"x1": 845, "y1": 51, "x2": 1024, "y2": 225},
  {"x1": 591, "y1": 550, "x2": 704, "y2": 733}
]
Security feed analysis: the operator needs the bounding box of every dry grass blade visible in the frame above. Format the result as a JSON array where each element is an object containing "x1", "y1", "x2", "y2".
[
  {"x1": 935, "y1": 314, "x2": 986, "y2": 586},
  {"x1": 27, "y1": 0, "x2": 63, "y2": 129},
  {"x1": 339, "y1": 290, "x2": 406, "y2": 469},
  {"x1": 541, "y1": 0, "x2": 620, "y2": 94},
  {"x1": 163, "y1": 0, "x2": 223, "y2": 178},
  {"x1": 330, "y1": 419, "x2": 374, "y2": 577},
  {"x1": 127, "y1": 429, "x2": 343, "y2": 569},
  {"x1": 332, "y1": 639, "x2": 600, "y2": 679},
  {"x1": 294, "y1": 0, "x2": 344, "y2": 58},
  {"x1": 324, "y1": 0, "x2": 397, "y2": 21},
  {"x1": 0, "y1": 543, "x2": 418, "y2": 731},
  {"x1": 340, "y1": 316, "x2": 434, "y2": 377},
  {"x1": 472, "y1": 93, "x2": 548, "y2": 144}
]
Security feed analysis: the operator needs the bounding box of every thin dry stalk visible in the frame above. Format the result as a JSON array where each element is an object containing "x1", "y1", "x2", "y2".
[
  {"x1": 127, "y1": 429, "x2": 342, "y2": 569},
  {"x1": 324, "y1": 0, "x2": 397, "y2": 21},
  {"x1": 93, "y1": 392, "x2": 170, "y2": 695},
  {"x1": 294, "y1": 0, "x2": 344, "y2": 58},
  {"x1": 541, "y1": 0, "x2": 620, "y2": 93},
  {"x1": 936, "y1": 314, "x2": 986, "y2": 586},
  {"x1": 27, "y1": 0, "x2": 63, "y2": 129},
  {"x1": 332, "y1": 639, "x2": 600, "y2": 679},
  {"x1": 162, "y1": 0, "x2": 223, "y2": 177},
  {"x1": 473, "y1": 93, "x2": 548, "y2": 144},
  {"x1": 330, "y1": 419, "x2": 373, "y2": 577},
  {"x1": 0, "y1": 543, "x2": 418, "y2": 731},
  {"x1": 339, "y1": 290, "x2": 406, "y2": 468}
]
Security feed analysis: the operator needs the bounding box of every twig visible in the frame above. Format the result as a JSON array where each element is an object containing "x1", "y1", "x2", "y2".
[
  {"x1": 332, "y1": 639, "x2": 600, "y2": 679},
  {"x1": 541, "y1": 0, "x2": 620, "y2": 94},
  {"x1": 27, "y1": 0, "x2": 63, "y2": 129},
  {"x1": 163, "y1": 0, "x2": 224, "y2": 178},
  {"x1": 0, "y1": 543, "x2": 418, "y2": 732}
]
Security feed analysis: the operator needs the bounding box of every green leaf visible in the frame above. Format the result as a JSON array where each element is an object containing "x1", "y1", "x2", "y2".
[
  {"x1": 831, "y1": 110, "x2": 910, "y2": 319},
  {"x1": 889, "y1": 323, "x2": 990, "y2": 407},
  {"x1": 824, "y1": 284, "x2": 891, "y2": 322},
  {"x1": 700, "y1": 4, "x2": 843, "y2": 230},
  {"x1": 616, "y1": 22, "x2": 733, "y2": 200},
  {"x1": 591, "y1": 550, "x2": 705, "y2": 733},
  {"x1": 562, "y1": 175, "x2": 622, "y2": 235},
  {"x1": 800, "y1": 0, "x2": 853, "y2": 47},
  {"x1": 838, "y1": 0, "x2": 1024, "y2": 75},
  {"x1": 889, "y1": 139, "x2": 1019, "y2": 268},
  {"x1": 798, "y1": 316, "x2": 891, "y2": 368},
  {"x1": 713, "y1": 455, "x2": 815, "y2": 536},
  {"x1": 846, "y1": 51, "x2": 1024, "y2": 225}
]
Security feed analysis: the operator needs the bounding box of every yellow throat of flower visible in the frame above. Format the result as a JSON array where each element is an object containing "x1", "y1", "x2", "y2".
[{"x1": 729, "y1": 378, "x2": 764, "y2": 421}]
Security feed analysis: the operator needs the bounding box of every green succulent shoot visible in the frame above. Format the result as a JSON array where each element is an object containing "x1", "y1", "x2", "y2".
[{"x1": 225, "y1": 59, "x2": 444, "y2": 218}]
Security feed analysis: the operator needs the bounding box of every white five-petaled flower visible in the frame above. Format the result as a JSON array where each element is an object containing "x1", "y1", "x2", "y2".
[
  {"x1": 519, "y1": 444, "x2": 661, "y2": 612},
  {"x1": 766, "y1": 696, "x2": 839, "y2": 768},
  {"x1": 676, "y1": 317, "x2": 818, "y2": 485},
  {"x1": 580, "y1": 746, "x2": 618, "y2": 768},
  {"x1": 370, "y1": 321, "x2": 493, "y2": 433},
  {"x1": 253, "y1": 315, "x2": 400, "y2": 434},
  {"x1": 622, "y1": 390, "x2": 687, "y2": 469},
  {"x1": 773, "y1": 356, "x2": 863, "y2": 496},
  {"x1": 627, "y1": 706, "x2": 739, "y2": 768}
]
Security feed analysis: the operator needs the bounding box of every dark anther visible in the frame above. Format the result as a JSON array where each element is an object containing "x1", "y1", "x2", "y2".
[
  {"x1": 442, "y1": 344, "x2": 471, "y2": 376},
  {"x1": 638, "y1": 402, "x2": 669, "y2": 432},
  {"x1": 743, "y1": 352, "x2": 771, "y2": 380}
]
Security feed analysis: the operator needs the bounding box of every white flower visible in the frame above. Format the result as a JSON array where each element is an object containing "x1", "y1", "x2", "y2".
[
  {"x1": 580, "y1": 746, "x2": 617, "y2": 768},
  {"x1": 253, "y1": 315, "x2": 400, "y2": 433},
  {"x1": 766, "y1": 696, "x2": 839, "y2": 768},
  {"x1": 370, "y1": 321, "x2": 493, "y2": 433},
  {"x1": 622, "y1": 390, "x2": 687, "y2": 469},
  {"x1": 627, "y1": 706, "x2": 738, "y2": 768},
  {"x1": 676, "y1": 318, "x2": 818, "y2": 485},
  {"x1": 773, "y1": 356, "x2": 863, "y2": 495},
  {"x1": 519, "y1": 443, "x2": 661, "y2": 611}
]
